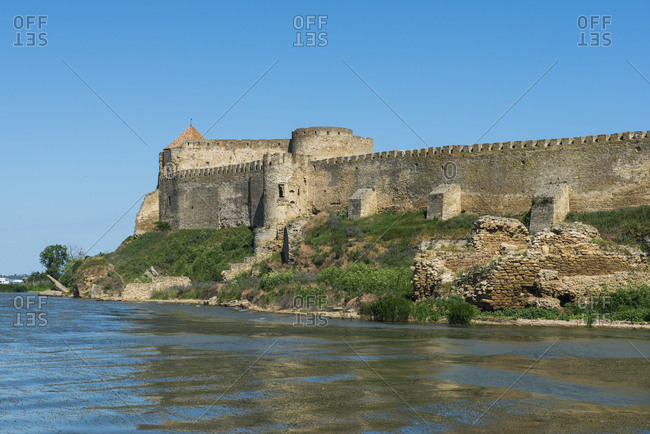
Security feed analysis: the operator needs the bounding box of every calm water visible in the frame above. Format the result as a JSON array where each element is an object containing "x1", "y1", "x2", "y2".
[{"x1": 1, "y1": 293, "x2": 649, "y2": 433}]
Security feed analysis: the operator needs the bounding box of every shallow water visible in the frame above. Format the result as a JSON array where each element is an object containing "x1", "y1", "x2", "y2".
[{"x1": 1, "y1": 293, "x2": 649, "y2": 433}]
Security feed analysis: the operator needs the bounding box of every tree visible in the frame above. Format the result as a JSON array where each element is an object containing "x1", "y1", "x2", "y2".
[{"x1": 39, "y1": 245, "x2": 69, "y2": 280}]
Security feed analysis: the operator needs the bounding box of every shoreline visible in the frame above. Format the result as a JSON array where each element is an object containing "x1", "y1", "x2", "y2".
[
  {"x1": 20, "y1": 290, "x2": 650, "y2": 329},
  {"x1": 81, "y1": 293, "x2": 650, "y2": 329}
]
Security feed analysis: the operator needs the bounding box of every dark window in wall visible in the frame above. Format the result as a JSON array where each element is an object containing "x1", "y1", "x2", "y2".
[
  {"x1": 168, "y1": 196, "x2": 172, "y2": 206},
  {"x1": 279, "y1": 184, "x2": 285, "y2": 198}
]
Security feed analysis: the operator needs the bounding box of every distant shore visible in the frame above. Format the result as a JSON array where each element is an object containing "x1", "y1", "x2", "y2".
[{"x1": 35, "y1": 292, "x2": 648, "y2": 329}]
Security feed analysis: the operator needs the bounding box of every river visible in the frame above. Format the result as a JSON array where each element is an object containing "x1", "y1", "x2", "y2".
[{"x1": 1, "y1": 293, "x2": 649, "y2": 433}]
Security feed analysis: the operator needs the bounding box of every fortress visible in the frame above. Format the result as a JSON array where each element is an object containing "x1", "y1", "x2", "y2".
[{"x1": 135, "y1": 125, "x2": 650, "y2": 271}]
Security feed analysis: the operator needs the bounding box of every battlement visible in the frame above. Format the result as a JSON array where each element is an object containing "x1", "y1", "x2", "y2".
[
  {"x1": 142, "y1": 125, "x2": 650, "y2": 238},
  {"x1": 171, "y1": 159, "x2": 265, "y2": 179},
  {"x1": 180, "y1": 138, "x2": 289, "y2": 150},
  {"x1": 312, "y1": 130, "x2": 650, "y2": 168},
  {"x1": 292, "y1": 126, "x2": 353, "y2": 138}
]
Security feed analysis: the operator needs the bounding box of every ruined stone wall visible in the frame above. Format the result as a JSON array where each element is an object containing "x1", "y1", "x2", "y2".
[
  {"x1": 469, "y1": 216, "x2": 530, "y2": 256},
  {"x1": 122, "y1": 276, "x2": 191, "y2": 301},
  {"x1": 158, "y1": 160, "x2": 265, "y2": 229},
  {"x1": 413, "y1": 218, "x2": 650, "y2": 310},
  {"x1": 311, "y1": 131, "x2": 650, "y2": 216},
  {"x1": 473, "y1": 224, "x2": 645, "y2": 309},
  {"x1": 134, "y1": 189, "x2": 159, "y2": 236}
]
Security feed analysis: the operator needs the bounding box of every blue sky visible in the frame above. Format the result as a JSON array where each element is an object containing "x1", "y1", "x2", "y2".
[{"x1": 1, "y1": 1, "x2": 648, "y2": 274}]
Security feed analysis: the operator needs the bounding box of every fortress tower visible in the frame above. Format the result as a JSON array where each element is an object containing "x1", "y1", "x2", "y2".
[
  {"x1": 136, "y1": 125, "x2": 649, "y2": 249},
  {"x1": 288, "y1": 127, "x2": 373, "y2": 159}
]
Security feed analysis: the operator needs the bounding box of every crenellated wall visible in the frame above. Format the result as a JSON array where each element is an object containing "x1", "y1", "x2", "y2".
[
  {"x1": 161, "y1": 138, "x2": 289, "y2": 172},
  {"x1": 309, "y1": 130, "x2": 650, "y2": 216},
  {"x1": 158, "y1": 159, "x2": 265, "y2": 229},
  {"x1": 145, "y1": 127, "x2": 649, "y2": 236}
]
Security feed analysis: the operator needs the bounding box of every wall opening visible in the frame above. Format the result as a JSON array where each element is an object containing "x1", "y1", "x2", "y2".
[{"x1": 278, "y1": 184, "x2": 286, "y2": 198}]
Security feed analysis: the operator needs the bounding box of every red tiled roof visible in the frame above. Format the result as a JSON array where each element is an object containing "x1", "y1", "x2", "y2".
[{"x1": 165, "y1": 125, "x2": 205, "y2": 149}]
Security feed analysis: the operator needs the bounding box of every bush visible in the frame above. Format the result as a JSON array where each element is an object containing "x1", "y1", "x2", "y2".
[
  {"x1": 154, "y1": 221, "x2": 171, "y2": 231},
  {"x1": 490, "y1": 307, "x2": 565, "y2": 320},
  {"x1": 413, "y1": 298, "x2": 441, "y2": 322},
  {"x1": 316, "y1": 266, "x2": 343, "y2": 286},
  {"x1": 605, "y1": 283, "x2": 650, "y2": 312},
  {"x1": 446, "y1": 299, "x2": 479, "y2": 324},
  {"x1": 609, "y1": 308, "x2": 650, "y2": 323},
  {"x1": 361, "y1": 296, "x2": 413, "y2": 322},
  {"x1": 317, "y1": 263, "x2": 412, "y2": 299},
  {"x1": 260, "y1": 271, "x2": 314, "y2": 292},
  {"x1": 260, "y1": 272, "x2": 296, "y2": 291}
]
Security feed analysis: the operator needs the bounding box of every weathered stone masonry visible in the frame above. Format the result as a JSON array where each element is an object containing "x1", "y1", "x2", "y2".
[
  {"x1": 136, "y1": 125, "x2": 650, "y2": 277},
  {"x1": 412, "y1": 217, "x2": 650, "y2": 310}
]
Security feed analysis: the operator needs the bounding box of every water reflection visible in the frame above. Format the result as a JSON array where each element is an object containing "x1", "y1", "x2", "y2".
[{"x1": 1, "y1": 294, "x2": 649, "y2": 432}]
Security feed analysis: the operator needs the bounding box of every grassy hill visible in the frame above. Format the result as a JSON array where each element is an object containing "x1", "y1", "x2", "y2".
[
  {"x1": 71, "y1": 206, "x2": 650, "y2": 323},
  {"x1": 74, "y1": 226, "x2": 253, "y2": 296}
]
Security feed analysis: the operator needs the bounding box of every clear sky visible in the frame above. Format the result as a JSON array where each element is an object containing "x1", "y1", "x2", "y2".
[{"x1": 1, "y1": 1, "x2": 648, "y2": 274}]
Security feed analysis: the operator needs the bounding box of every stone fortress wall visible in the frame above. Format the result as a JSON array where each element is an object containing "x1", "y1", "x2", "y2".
[{"x1": 147, "y1": 128, "x2": 650, "y2": 236}]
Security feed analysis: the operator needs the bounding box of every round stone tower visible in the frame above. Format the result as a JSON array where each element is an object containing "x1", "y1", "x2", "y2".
[{"x1": 288, "y1": 126, "x2": 373, "y2": 159}]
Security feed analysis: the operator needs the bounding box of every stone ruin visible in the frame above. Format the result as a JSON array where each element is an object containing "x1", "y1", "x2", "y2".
[
  {"x1": 412, "y1": 216, "x2": 650, "y2": 310},
  {"x1": 134, "y1": 126, "x2": 650, "y2": 281}
]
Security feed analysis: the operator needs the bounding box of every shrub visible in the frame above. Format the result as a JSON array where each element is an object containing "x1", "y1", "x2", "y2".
[
  {"x1": 154, "y1": 221, "x2": 171, "y2": 231},
  {"x1": 260, "y1": 271, "x2": 314, "y2": 292},
  {"x1": 318, "y1": 263, "x2": 412, "y2": 299},
  {"x1": 260, "y1": 272, "x2": 296, "y2": 291},
  {"x1": 609, "y1": 308, "x2": 650, "y2": 323},
  {"x1": 446, "y1": 299, "x2": 479, "y2": 324},
  {"x1": 317, "y1": 266, "x2": 343, "y2": 286},
  {"x1": 361, "y1": 296, "x2": 413, "y2": 322},
  {"x1": 490, "y1": 307, "x2": 565, "y2": 320},
  {"x1": 311, "y1": 249, "x2": 330, "y2": 267},
  {"x1": 413, "y1": 298, "x2": 441, "y2": 322}
]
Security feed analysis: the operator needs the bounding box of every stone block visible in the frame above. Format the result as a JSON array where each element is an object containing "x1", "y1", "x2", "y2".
[
  {"x1": 427, "y1": 183, "x2": 461, "y2": 220},
  {"x1": 348, "y1": 188, "x2": 377, "y2": 219},
  {"x1": 529, "y1": 184, "x2": 570, "y2": 233}
]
